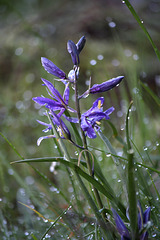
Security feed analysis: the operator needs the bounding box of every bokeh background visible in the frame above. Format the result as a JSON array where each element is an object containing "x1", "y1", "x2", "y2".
[{"x1": 0, "y1": 0, "x2": 160, "y2": 239}]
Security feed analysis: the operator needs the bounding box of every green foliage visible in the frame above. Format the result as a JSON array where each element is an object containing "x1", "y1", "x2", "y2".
[{"x1": 1, "y1": 0, "x2": 160, "y2": 239}]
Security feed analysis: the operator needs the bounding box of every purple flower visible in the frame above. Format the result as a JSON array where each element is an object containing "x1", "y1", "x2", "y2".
[
  {"x1": 79, "y1": 76, "x2": 124, "y2": 99},
  {"x1": 36, "y1": 112, "x2": 71, "y2": 146},
  {"x1": 81, "y1": 97, "x2": 114, "y2": 138},
  {"x1": 41, "y1": 57, "x2": 66, "y2": 79},
  {"x1": 32, "y1": 78, "x2": 75, "y2": 116},
  {"x1": 112, "y1": 203, "x2": 151, "y2": 240},
  {"x1": 64, "y1": 97, "x2": 114, "y2": 139},
  {"x1": 67, "y1": 36, "x2": 86, "y2": 65}
]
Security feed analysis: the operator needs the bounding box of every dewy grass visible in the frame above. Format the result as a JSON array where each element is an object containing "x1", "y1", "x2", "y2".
[{"x1": 2, "y1": 5, "x2": 160, "y2": 238}]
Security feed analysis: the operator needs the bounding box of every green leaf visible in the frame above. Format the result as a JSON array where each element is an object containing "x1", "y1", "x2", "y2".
[
  {"x1": 125, "y1": 101, "x2": 138, "y2": 239},
  {"x1": 11, "y1": 157, "x2": 126, "y2": 216}
]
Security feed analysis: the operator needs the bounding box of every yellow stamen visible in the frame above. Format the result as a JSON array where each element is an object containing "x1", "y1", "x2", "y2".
[
  {"x1": 98, "y1": 100, "x2": 102, "y2": 109},
  {"x1": 96, "y1": 121, "x2": 101, "y2": 125}
]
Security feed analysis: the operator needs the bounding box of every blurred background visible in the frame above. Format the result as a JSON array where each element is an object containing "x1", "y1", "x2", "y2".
[{"x1": 0, "y1": 0, "x2": 160, "y2": 239}]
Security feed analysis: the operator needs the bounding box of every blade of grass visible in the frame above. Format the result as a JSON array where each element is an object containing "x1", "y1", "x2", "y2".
[
  {"x1": 123, "y1": 0, "x2": 160, "y2": 61},
  {"x1": 125, "y1": 101, "x2": 138, "y2": 239},
  {"x1": 11, "y1": 157, "x2": 126, "y2": 216}
]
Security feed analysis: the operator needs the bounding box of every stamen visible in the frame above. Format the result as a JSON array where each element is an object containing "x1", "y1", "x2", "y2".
[{"x1": 98, "y1": 100, "x2": 102, "y2": 109}]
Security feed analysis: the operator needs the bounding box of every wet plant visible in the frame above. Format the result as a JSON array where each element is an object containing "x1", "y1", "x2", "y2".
[{"x1": 1, "y1": 1, "x2": 160, "y2": 239}]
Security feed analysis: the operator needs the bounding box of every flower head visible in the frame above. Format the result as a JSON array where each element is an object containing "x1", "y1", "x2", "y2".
[
  {"x1": 81, "y1": 97, "x2": 114, "y2": 138},
  {"x1": 112, "y1": 203, "x2": 151, "y2": 240},
  {"x1": 79, "y1": 76, "x2": 124, "y2": 99}
]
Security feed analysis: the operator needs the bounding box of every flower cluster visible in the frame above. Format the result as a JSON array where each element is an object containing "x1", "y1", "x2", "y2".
[
  {"x1": 33, "y1": 36, "x2": 124, "y2": 145},
  {"x1": 112, "y1": 202, "x2": 151, "y2": 240}
]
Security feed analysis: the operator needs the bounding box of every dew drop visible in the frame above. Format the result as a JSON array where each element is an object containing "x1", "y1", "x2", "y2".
[
  {"x1": 106, "y1": 153, "x2": 111, "y2": 157},
  {"x1": 90, "y1": 59, "x2": 97, "y2": 66},
  {"x1": 108, "y1": 21, "x2": 116, "y2": 28},
  {"x1": 117, "y1": 179, "x2": 121, "y2": 183},
  {"x1": 97, "y1": 54, "x2": 104, "y2": 60}
]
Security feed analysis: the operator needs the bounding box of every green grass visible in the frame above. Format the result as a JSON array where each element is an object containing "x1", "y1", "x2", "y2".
[{"x1": 1, "y1": 0, "x2": 160, "y2": 239}]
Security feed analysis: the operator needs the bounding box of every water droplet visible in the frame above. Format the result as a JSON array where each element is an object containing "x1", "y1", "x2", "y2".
[
  {"x1": 108, "y1": 21, "x2": 116, "y2": 28},
  {"x1": 75, "y1": 151, "x2": 78, "y2": 156},
  {"x1": 106, "y1": 153, "x2": 111, "y2": 157},
  {"x1": 118, "y1": 179, "x2": 121, "y2": 183},
  {"x1": 25, "y1": 176, "x2": 35, "y2": 185},
  {"x1": 124, "y1": 49, "x2": 132, "y2": 57},
  {"x1": 112, "y1": 59, "x2": 120, "y2": 66},
  {"x1": 90, "y1": 59, "x2": 97, "y2": 66},
  {"x1": 143, "y1": 147, "x2": 148, "y2": 151},
  {"x1": 122, "y1": 0, "x2": 125, "y2": 3},
  {"x1": 15, "y1": 47, "x2": 23, "y2": 56},
  {"x1": 8, "y1": 169, "x2": 14, "y2": 175},
  {"x1": 141, "y1": 19, "x2": 144, "y2": 23},
  {"x1": 97, "y1": 54, "x2": 104, "y2": 60},
  {"x1": 117, "y1": 111, "x2": 123, "y2": 117},
  {"x1": 133, "y1": 54, "x2": 139, "y2": 61}
]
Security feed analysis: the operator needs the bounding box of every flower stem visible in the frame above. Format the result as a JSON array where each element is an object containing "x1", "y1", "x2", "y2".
[{"x1": 74, "y1": 67, "x2": 108, "y2": 223}]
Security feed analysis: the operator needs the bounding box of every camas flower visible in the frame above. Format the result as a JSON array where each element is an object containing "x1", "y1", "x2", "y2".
[
  {"x1": 32, "y1": 78, "x2": 75, "y2": 116},
  {"x1": 81, "y1": 97, "x2": 114, "y2": 138},
  {"x1": 67, "y1": 36, "x2": 86, "y2": 65},
  {"x1": 79, "y1": 76, "x2": 124, "y2": 99},
  {"x1": 112, "y1": 202, "x2": 151, "y2": 240},
  {"x1": 64, "y1": 97, "x2": 114, "y2": 139}
]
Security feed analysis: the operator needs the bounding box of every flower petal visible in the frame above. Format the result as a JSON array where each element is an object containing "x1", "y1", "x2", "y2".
[
  {"x1": 76, "y1": 36, "x2": 86, "y2": 54},
  {"x1": 67, "y1": 40, "x2": 79, "y2": 65},
  {"x1": 41, "y1": 57, "x2": 66, "y2": 79},
  {"x1": 90, "y1": 76, "x2": 124, "y2": 94},
  {"x1": 37, "y1": 135, "x2": 55, "y2": 146},
  {"x1": 33, "y1": 97, "x2": 64, "y2": 111},
  {"x1": 41, "y1": 78, "x2": 67, "y2": 105},
  {"x1": 112, "y1": 208, "x2": 130, "y2": 239}
]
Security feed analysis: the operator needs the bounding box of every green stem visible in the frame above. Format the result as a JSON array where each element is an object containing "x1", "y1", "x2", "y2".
[
  {"x1": 74, "y1": 67, "x2": 108, "y2": 223},
  {"x1": 126, "y1": 101, "x2": 139, "y2": 239}
]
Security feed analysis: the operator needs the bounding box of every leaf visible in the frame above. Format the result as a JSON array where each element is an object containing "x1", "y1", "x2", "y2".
[{"x1": 11, "y1": 157, "x2": 126, "y2": 216}]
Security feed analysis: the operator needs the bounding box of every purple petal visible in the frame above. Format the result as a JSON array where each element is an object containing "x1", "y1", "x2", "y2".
[
  {"x1": 87, "y1": 111, "x2": 110, "y2": 121},
  {"x1": 104, "y1": 107, "x2": 115, "y2": 116},
  {"x1": 63, "y1": 83, "x2": 70, "y2": 104},
  {"x1": 81, "y1": 117, "x2": 91, "y2": 131},
  {"x1": 63, "y1": 115, "x2": 79, "y2": 123},
  {"x1": 90, "y1": 76, "x2": 124, "y2": 93},
  {"x1": 36, "y1": 120, "x2": 52, "y2": 132},
  {"x1": 41, "y1": 57, "x2": 66, "y2": 79},
  {"x1": 92, "y1": 97, "x2": 104, "y2": 108},
  {"x1": 33, "y1": 97, "x2": 64, "y2": 111},
  {"x1": 76, "y1": 36, "x2": 86, "y2": 54},
  {"x1": 41, "y1": 78, "x2": 66, "y2": 105},
  {"x1": 52, "y1": 112, "x2": 71, "y2": 140},
  {"x1": 67, "y1": 40, "x2": 79, "y2": 65},
  {"x1": 112, "y1": 208, "x2": 130, "y2": 239},
  {"x1": 86, "y1": 127, "x2": 97, "y2": 138},
  {"x1": 143, "y1": 207, "x2": 151, "y2": 224}
]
